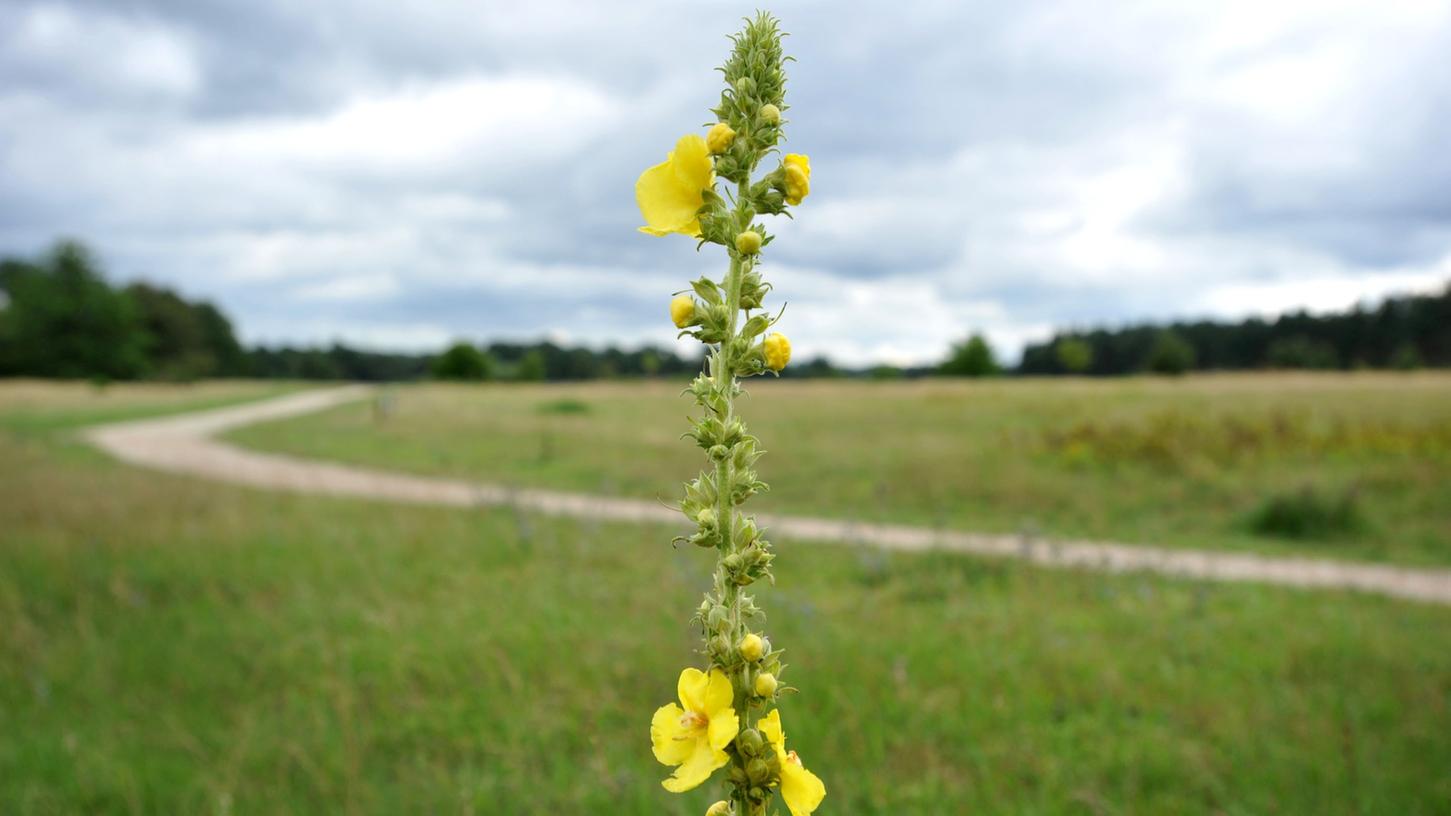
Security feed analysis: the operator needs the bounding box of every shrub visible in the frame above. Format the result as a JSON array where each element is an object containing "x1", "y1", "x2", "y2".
[{"x1": 1248, "y1": 485, "x2": 1365, "y2": 540}]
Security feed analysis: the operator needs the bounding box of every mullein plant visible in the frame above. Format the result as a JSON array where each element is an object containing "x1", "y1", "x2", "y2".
[{"x1": 635, "y1": 13, "x2": 825, "y2": 816}]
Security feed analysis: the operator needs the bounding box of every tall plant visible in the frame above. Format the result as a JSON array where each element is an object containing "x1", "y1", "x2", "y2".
[{"x1": 635, "y1": 12, "x2": 824, "y2": 816}]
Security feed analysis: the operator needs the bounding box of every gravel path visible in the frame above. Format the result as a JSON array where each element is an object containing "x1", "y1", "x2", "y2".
[{"x1": 85, "y1": 386, "x2": 1451, "y2": 606}]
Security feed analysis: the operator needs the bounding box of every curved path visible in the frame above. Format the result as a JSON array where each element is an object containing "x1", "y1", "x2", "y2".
[{"x1": 85, "y1": 387, "x2": 1451, "y2": 606}]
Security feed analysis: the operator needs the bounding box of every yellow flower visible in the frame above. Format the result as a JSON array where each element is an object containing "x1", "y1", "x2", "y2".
[
  {"x1": 783, "y1": 154, "x2": 810, "y2": 205},
  {"x1": 671, "y1": 294, "x2": 698, "y2": 329},
  {"x1": 637, "y1": 135, "x2": 715, "y2": 237},
  {"x1": 706, "y1": 122, "x2": 737, "y2": 154},
  {"x1": 759, "y1": 710, "x2": 825, "y2": 816},
  {"x1": 763, "y1": 333, "x2": 791, "y2": 372},
  {"x1": 651, "y1": 667, "x2": 740, "y2": 792}
]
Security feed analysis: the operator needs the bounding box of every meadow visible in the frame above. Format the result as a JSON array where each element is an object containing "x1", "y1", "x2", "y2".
[
  {"x1": 2, "y1": 378, "x2": 1450, "y2": 814},
  {"x1": 229, "y1": 373, "x2": 1451, "y2": 565}
]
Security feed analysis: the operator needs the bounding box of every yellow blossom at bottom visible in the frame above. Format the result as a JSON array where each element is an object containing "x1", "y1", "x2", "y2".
[
  {"x1": 759, "y1": 710, "x2": 825, "y2": 816},
  {"x1": 651, "y1": 668, "x2": 740, "y2": 792}
]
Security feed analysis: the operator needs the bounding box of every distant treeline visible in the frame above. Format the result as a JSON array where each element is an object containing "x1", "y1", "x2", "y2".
[
  {"x1": 1019, "y1": 286, "x2": 1451, "y2": 375},
  {"x1": 0, "y1": 240, "x2": 706, "y2": 382},
  {"x1": 3, "y1": 240, "x2": 1448, "y2": 382}
]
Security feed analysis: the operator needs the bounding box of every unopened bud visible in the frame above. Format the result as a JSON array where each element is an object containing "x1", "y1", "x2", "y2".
[
  {"x1": 747, "y1": 758, "x2": 771, "y2": 784},
  {"x1": 709, "y1": 444, "x2": 730, "y2": 462},
  {"x1": 754, "y1": 672, "x2": 777, "y2": 698},
  {"x1": 734, "y1": 230, "x2": 763, "y2": 255},
  {"x1": 696, "y1": 509, "x2": 715, "y2": 527},
  {"x1": 707, "y1": 605, "x2": 730, "y2": 632},
  {"x1": 706, "y1": 802, "x2": 731, "y2": 816},
  {"x1": 737, "y1": 728, "x2": 765, "y2": 757},
  {"x1": 706, "y1": 122, "x2": 737, "y2": 154},
  {"x1": 670, "y1": 294, "x2": 697, "y2": 329},
  {"x1": 739, "y1": 633, "x2": 765, "y2": 662},
  {"x1": 759, "y1": 103, "x2": 781, "y2": 125},
  {"x1": 734, "y1": 76, "x2": 757, "y2": 96}
]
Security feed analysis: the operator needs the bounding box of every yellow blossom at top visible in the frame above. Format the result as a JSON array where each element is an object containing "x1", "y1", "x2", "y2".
[
  {"x1": 759, "y1": 710, "x2": 826, "y2": 816},
  {"x1": 783, "y1": 154, "x2": 811, "y2": 205},
  {"x1": 706, "y1": 122, "x2": 737, "y2": 154},
  {"x1": 670, "y1": 294, "x2": 697, "y2": 329},
  {"x1": 763, "y1": 333, "x2": 791, "y2": 372},
  {"x1": 650, "y1": 667, "x2": 740, "y2": 792},
  {"x1": 637, "y1": 135, "x2": 715, "y2": 237}
]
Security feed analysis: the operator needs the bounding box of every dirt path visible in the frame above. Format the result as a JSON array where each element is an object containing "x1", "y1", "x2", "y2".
[{"x1": 85, "y1": 387, "x2": 1451, "y2": 606}]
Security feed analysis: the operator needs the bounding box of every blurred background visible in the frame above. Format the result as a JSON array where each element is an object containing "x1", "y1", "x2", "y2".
[{"x1": 2, "y1": 1, "x2": 1450, "y2": 813}]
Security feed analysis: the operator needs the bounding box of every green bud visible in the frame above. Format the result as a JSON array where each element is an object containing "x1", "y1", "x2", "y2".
[
  {"x1": 759, "y1": 103, "x2": 781, "y2": 125},
  {"x1": 709, "y1": 444, "x2": 730, "y2": 462},
  {"x1": 737, "y1": 728, "x2": 765, "y2": 758},
  {"x1": 754, "y1": 672, "x2": 777, "y2": 698},
  {"x1": 707, "y1": 605, "x2": 730, "y2": 633},
  {"x1": 696, "y1": 508, "x2": 715, "y2": 527},
  {"x1": 747, "y1": 758, "x2": 770, "y2": 784}
]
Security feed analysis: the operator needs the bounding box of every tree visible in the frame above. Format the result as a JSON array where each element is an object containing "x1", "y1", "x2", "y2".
[
  {"x1": 431, "y1": 342, "x2": 493, "y2": 381},
  {"x1": 1055, "y1": 337, "x2": 1093, "y2": 373},
  {"x1": 0, "y1": 241, "x2": 148, "y2": 380},
  {"x1": 516, "y1": 349, "x2": 547, "y2": 381},
  {"x1": 940, "y1": 333, "x2": 999, "y2": 377},
  {"x1": 1145, "y1": 330, "x2": 1195, "y2": 375}
]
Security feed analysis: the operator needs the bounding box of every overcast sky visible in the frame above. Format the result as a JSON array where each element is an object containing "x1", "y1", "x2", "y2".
[{"x1": 2, "y1": 1, "x2": 1448, "y2": 365}]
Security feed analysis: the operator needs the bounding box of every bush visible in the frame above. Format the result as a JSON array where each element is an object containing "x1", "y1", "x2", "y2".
[{"x1": 1248, "y1": 485, "x2": 1365, "y2": 540}]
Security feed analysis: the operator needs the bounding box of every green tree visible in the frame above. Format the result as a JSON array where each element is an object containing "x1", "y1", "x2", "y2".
[
  {"x1": 0, "y1": 241, "x2": 148, "y2": 380},
  {"x1": 516, "y1": 349, "x2": 547, "y2": 381},
  {"x1": 1055, "y1": 337, "x2": 1093, "y2": 373},
  {"x1": 1145, "y1": 330, "x2": 1196, "y2": 375},
  {"x1": 940, "y1": 333, "x2": 999, "y2": 377},
  {"x1": 431, "y1": 342, "x2": 493, "y2": 381}
]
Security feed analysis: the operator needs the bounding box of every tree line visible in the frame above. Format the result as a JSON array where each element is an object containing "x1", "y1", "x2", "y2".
[
  {"x1": 2, "y1": 241, "x2": 1447, "y2": 382},
  {"x1": 1016, "y1": 285, "x2": 1451, "y2": 375}
]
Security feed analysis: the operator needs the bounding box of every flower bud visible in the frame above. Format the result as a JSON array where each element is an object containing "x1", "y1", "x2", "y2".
[
  {"x1": 709, "y1": 443, "x2": 730, "y2": 462},
  {"x1": 707, "y1": 605, "x2": 730, "y2": 632},
  {"x1": 759, "y1": 103, "x2": 781, "y2": 125},
  {"x1": 734, "y1": 230, "x2": 763, "y2": 255},
  {"x1": 706, "y1": 802, "x2": 731, "y2": 816},
  {"x1": 698, "y1": 598, "x2": 712, "y2": 617},
  {"x1": 739, "y1": 633, "x2": 765, "y2": 662},
  {"x1": 747, "y1": 758, "x2": 771, "y2": 784},
  {"x1": 737, "y1": 728, "x2": 765, "y2": 757},
  {"x1": 754, "y1": 671, "x2": 778, "y2": 698},
  {"x1": 734, "y1": 76, "x2": 756, "y2": 96},
  {"x1": 763, "y1": 333, "x2": 791, "y2": 372},
  {"x1": 723, "y1": 553, "x2": 743, "y2": 572},
  {"x1": 706, "y1": 122, "x2": 737, "y2": 154},
  {"x1": 670, "y1": 294, "x2": 698, "y2": 329}
]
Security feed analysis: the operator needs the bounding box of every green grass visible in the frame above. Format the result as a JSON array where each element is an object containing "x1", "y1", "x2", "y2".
[
  {"x1": 228, "y1": 373, "x2": 1451, "y2": 565},
  {"x1": 2, "y1": 381, "x2": 1451, "y2": 813}
]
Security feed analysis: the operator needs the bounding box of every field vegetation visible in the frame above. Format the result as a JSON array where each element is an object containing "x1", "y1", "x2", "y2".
[
  {"x1": 229, "y1": 373, "x2": 1451, "y2": 565},
  {"x1": 2, "y1": 381, "x2": 1450, "y2": 813}
]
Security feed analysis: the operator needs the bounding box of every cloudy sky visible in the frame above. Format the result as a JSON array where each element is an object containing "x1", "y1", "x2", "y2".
[{"x1": 2, "y1": 0, "x2": 1448, "y2": 365}]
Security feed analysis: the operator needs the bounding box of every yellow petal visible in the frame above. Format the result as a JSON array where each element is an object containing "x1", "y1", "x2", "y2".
[
  {"x1": 703, "y1": 669, "x2": 734, "y2": 717},
  {"x1": 677, "y1": 667, "x2": 709, "y2": 713},
  {"x1": 661, "y1": 740, "x2": 728, "y2": 793},
  {"x1": 758, "y1": 708, "x2": 784, "y2": 748},
  {"x1": 635, "y1": 134, "x2": 712, "y2": 238},
  {"x1": 651, "y1": 703, "x2": 695, "y2": 766},
  {"x1": 708, "y1": 708, "x2": 739, "y2": 752},
  {"x1": 780, "y1": 758, "x2": 826, "y2": 816}
]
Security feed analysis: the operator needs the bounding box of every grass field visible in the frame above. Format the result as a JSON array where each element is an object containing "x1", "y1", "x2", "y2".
[
  {"x1": 3, "y1": 380, "x2": 1451, "y2": 814},
  {"x1": 228, "y1": 373, "x2": 1451, "y2": 565}
]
